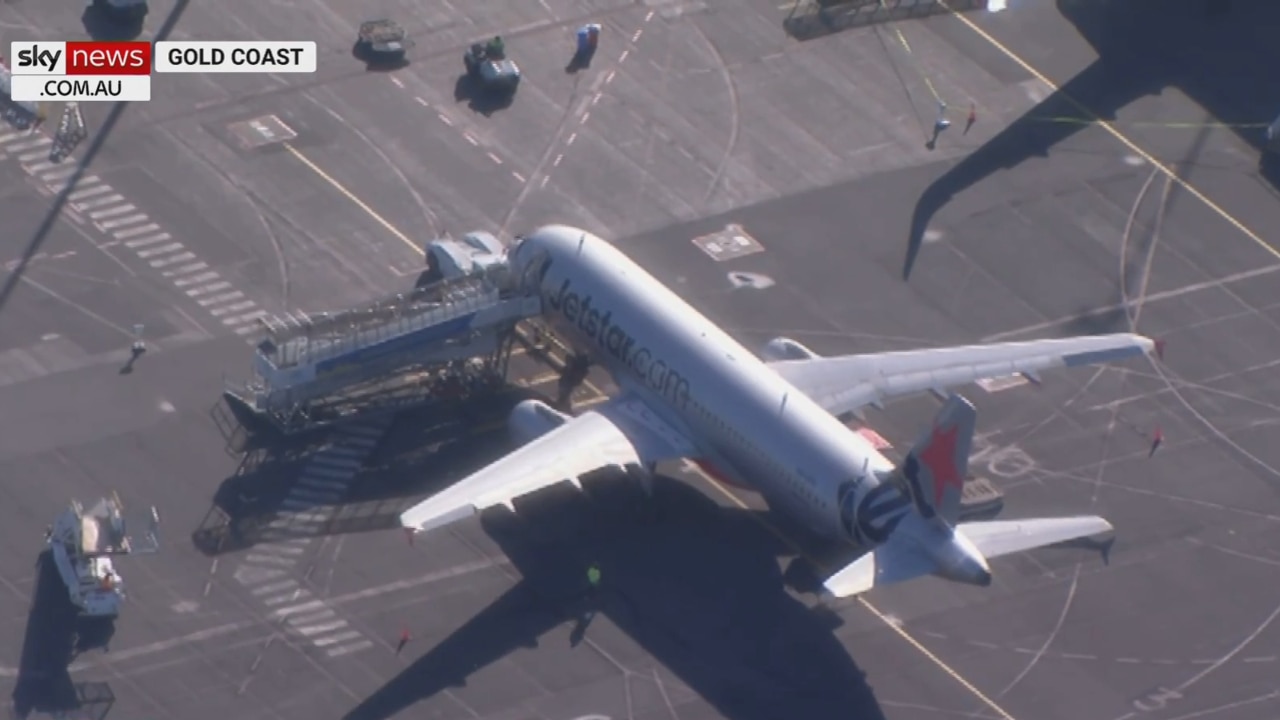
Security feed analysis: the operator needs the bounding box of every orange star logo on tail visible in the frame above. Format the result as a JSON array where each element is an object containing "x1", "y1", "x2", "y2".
[{"x1": 918, "y1": 423, "x2": 964, "y2": 507}]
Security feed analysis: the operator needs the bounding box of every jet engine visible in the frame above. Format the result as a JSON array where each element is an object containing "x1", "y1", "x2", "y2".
[
  {"x1": 760, "y1": 337, "x2": 821, "y2": 362},
  {"x1": 507, "y1": 399, "x2": 570, "y2": 445}
]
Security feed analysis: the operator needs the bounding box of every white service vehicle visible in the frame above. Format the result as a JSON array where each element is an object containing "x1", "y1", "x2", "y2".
[
  {"x1": 47, "y1": 495, "x2": 160, "y2": 617},
  {"x1": 423, "y1": 231, "x2": 510, "y2": 283}
]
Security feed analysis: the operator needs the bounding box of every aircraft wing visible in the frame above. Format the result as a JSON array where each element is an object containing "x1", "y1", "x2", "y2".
[
  {"x1": 400, "y1": 394, "x2": 695, "y2": 535},
  {"x1": 769, "y1": 333, "x2": 1159, "y2": 419}
]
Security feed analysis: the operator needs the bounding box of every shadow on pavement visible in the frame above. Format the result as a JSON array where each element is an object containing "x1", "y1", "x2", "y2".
[
  {"x1": 342, "y1": 474, "x2": 888, "y2": 720},
  {"x1": 191, "y1": 388, "x2": 535, "y2": 556},
  {"x1": 905, "y1": 0, "x2": 1280, "y2": 281},
  {"x1": 11, "y1": 552, "x2": 115, "y2": 720}
]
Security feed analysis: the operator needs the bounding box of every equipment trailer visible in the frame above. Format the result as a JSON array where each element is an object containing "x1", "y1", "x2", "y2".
[{"x1": 46, "y1": 495, "x2": 160, "y2": 618}]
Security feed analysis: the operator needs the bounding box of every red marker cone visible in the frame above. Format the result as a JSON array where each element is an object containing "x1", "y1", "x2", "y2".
[
  {"x1": 1149, "y1": 427, "x2": 1163, "y2": 458},
  {"x1": 396, "y1": 627, "x2": 411, "y2": 655}
]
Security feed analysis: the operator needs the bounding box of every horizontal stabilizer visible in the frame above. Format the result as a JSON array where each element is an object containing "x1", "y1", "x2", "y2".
[
  {"x1": 956, "y1": 516, "x2": 1113, "y2": 560},
  {"x1": 823, "y1": 515, "x2": 1115, "y2": 598},
  {"x1": 823, "y1": 542, "x2": 936, "y2": 598}
]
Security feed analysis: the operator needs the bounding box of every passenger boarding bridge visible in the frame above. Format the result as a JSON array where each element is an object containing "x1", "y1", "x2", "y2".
[{"x1": 225, "y1": 267, "x2": 543, "y2": 434}]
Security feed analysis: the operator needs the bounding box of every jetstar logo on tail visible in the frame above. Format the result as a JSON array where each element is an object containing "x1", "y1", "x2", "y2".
[
  {"x1": 919, "y1": 423, "x2": 964, "y2": 506},
  {"x1": 901, "y1": 422, "x2": 964, "y2": 520},
  {"x1": 546, "y1": 278, "x2": 690, "y2": 409}
]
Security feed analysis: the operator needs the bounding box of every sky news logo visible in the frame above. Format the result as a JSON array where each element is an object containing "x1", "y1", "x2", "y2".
[
  {"x1": 10, "y1": 41, "x2": 150, "y2": 101},
  {"x1": 12, "y1": 41, "x2": 151, "y2": 75}
]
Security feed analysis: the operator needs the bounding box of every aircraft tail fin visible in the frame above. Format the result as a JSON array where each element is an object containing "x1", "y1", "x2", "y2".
[{"x1": 896, "y1": 393, "x2": 976, "y2": 526}]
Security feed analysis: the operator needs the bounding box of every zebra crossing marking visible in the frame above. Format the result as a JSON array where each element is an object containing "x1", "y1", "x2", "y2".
[
  {"x1": 314, "y1": 631, "x2": 362, "y2": 647},
  {"x1": 297, "y1": 620, "x2": 347, "y2": 637},
  {"x1": 0, "y1": 131, "x2": 274, "y2": 339},
  {"x1": 41, "y1": 166, "x2": 78, "y2": 180},
  {"x1": 69, "y1": 183, "x2": 110, "y2": 200},
  {"x1": 211, "y1": 300, "x2": 256, "y2": 317},
  {"x1": 114, "y1": 223, "x2": 161, "y2": 239},
  {"x1": 228, "y1": 311, "x2": 268, "y2": 331},
  {"x1": 227, "y1": 422, "x2": 392, "y2": 658},
  {"x1": 188, "y1": 281, "x2": 233, "y2": 297},
  {"x1": 246, "y1": 553, "x2": 297, "y2": 568},
  {"x1": 252, "y1": 579, "x2": 299, "y2": 596},
  {"x1": 98, "y1": 213, "x2": 148, "y2": 230},
  {"x1": 162, "y1": 261, "x2": 207, "y2": 277},
  {"x1": 136, "y1": 242, "x2": 183, "y2": 259},
  {"x1": 74, "y1": 194, "x2": 124, "y2": 211},
  {"x1": 150, "y1": 252, "x2": 197, "y2": 268},
  {"x1": 173, "y1": 269, "x2": 217, "y2": 287},
  {"x1": 89, "y1": 204, "x2": 136, "y2": 219},
  {"x1": 125, "y1": 233, "x2": 173, "y2": 249},
  {"x1": 326, "y1": 640, "x2": 375, "y2": 658},
  {"x1": 198, "y1": 291, "x2": 244, "y2": 307},
  {"x1": 10, "y1": 138, "x2": 51, "y2": 152}
]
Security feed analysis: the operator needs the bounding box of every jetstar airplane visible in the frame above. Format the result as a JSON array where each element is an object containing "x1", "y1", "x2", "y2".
[{"x1": 401, "y1": 225, "x2": 1160, "y2": 596}]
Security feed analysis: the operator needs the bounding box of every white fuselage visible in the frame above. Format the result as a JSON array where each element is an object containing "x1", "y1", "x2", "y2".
[{"x1": 510, "y1": 226, "x2": 915, "y2": 546}]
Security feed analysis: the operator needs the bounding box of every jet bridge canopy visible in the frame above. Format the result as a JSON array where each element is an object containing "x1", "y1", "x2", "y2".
[{"x1": 228, "y1": 274, "x2": 542, "y2": 433}]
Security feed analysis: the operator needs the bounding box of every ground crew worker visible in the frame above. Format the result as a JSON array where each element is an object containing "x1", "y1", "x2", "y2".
[
  {"x1": 576, "y1": 24, "x2": 601, "y2": 54},
  {"x1": 486, "y1": 36, "x2": 505, "y2": 59},
  {"x1": 586, "y1": 562, "x2": 602, "y2": 596}
]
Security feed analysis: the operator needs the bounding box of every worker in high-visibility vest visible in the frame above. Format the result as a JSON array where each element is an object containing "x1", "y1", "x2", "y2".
[{"x1": 586, "y1": 562, "x2": 601, "y2": 597}]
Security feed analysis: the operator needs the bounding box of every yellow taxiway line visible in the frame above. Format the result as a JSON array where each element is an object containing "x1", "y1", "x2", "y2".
[
  {"x1": 283, "y1": 143, "x2": 424, "y2": 258},
  {"x1": 940, "y1": 2, "x2": 1276, "y2": 262},
  {"x1": 695, "y1": 474, "x2": 1017, "y2": 720}
]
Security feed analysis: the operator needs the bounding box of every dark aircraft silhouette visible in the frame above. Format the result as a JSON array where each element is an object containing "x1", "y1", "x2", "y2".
[
  {"x1": 343, "y1": 473, "x2": 887, "y2": 720},
  {"x1": 905, "y1": 0, "x2": 1280, "y2": 280}
]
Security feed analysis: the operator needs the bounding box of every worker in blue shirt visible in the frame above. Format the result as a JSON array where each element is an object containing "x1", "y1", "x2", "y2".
[{"x1": 576, "y1": 24, "x2": 601, "y2": 54}]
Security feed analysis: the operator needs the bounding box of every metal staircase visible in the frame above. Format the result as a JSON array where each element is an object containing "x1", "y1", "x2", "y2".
[{"x1": 227, "y1": 275, "x2": 542, "y2": 433}]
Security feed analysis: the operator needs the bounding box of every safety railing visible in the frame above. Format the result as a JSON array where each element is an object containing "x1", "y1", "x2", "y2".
[{"x1": 265, "y1": 283, "x2": 498, "y2": 372}]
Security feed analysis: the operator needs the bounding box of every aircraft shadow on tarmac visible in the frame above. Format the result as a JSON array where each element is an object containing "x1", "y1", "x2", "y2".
[
  {"x1": 342, "y1": 474, "x2": 888, "y2": 720},
  {"x1": 192, "y1": 389, "x2": 537, "y2": 556},
  {"x1": 905, "y1": 0, "x2": 1280, "y2": 283},
  {"x1": 11, "y1": 552, "x2": 115, "y2": 720}
]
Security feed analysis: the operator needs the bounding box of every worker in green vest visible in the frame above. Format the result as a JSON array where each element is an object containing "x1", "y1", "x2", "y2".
[{"x1": 586, "y1": 562, "x2": 601, "y2": 596}]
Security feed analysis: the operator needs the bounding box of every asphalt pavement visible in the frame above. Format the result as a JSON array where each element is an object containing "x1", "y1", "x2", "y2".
[{"x1": 3, "y1": 0, "x2": 1280, "y2": 719}]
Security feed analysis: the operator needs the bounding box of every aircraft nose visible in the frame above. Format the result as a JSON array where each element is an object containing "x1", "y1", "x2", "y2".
[{"x1": 975, "y1": 567, "x2": 993, "y2": 586}]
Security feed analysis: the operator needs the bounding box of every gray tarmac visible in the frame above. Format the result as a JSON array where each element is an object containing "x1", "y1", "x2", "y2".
[
  {"x1": 2, "y1": 0, "x2": 1280, "y2": 719},
  {"x1": 611, "y1": 10, "x2": 1280, "y2": 719}
]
